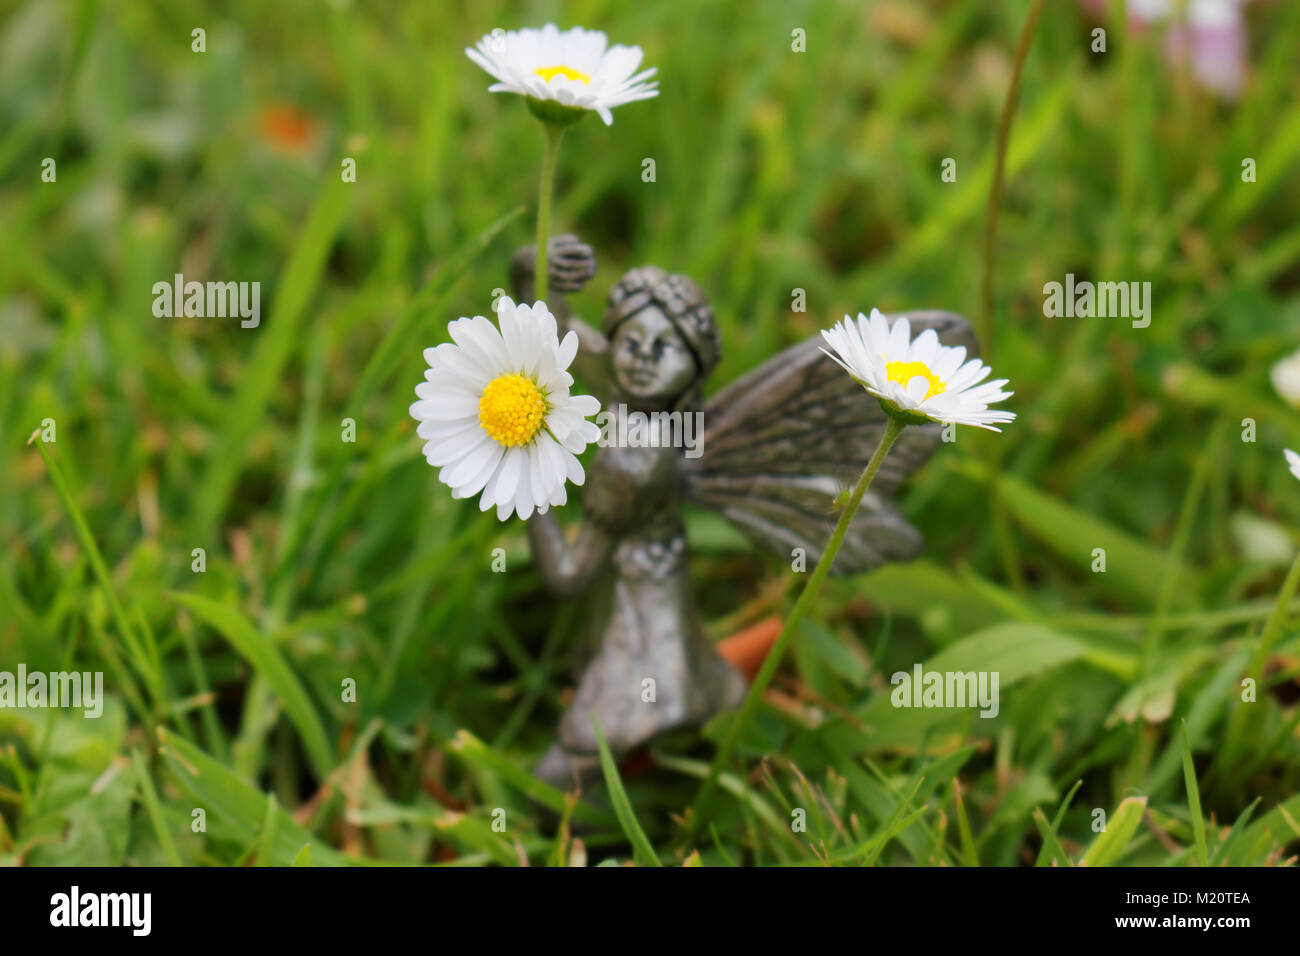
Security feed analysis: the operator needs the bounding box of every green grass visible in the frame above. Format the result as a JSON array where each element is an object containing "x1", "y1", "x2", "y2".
[{"x1": 1, "y1": 0, "x2": 1299, "y2": 866}]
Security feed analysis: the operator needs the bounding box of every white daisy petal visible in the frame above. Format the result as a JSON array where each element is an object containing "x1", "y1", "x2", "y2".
[
  {"x1": 441, "y1": 437, "x2": 499, "y2": 488},
  {"x1": 819, "y1": 309, "x2": 1016, "y2": 433},
  {"x1": 415, "y1": 390, "x2": 480, "y2": 421},
  {"x1": 453, "y1": 443, "x2": 506, "y2": 498},
  {"x1": 557, "y1": 329, "x2": 579, "y2": 369},
  {"x1": 514, "y1": 454, "x2": 535, "y2": 520},
  {"x1": 1272, "y1": 349, "x2": 1300, "y2": 409},
  {"x1": 495, "y1": 447, "x2": 523, "y2": 508},
  {"x1": 410, "y1": 295, "x2": 601, "y2": 520},
  {"x1": 563, "y1": 449, "x2": 586, "y2": 486},
  {"x1": 466, "y1": 23, "x2": 658, "y2": 125},
  {"x1": 1285, "y1": 448, "x2": 1300, "y2": 481}
]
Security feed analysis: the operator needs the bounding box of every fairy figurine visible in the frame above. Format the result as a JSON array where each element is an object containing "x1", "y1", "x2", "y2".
[{"x1": 512, "y1": 235, "x2": 978, "y2": 785}]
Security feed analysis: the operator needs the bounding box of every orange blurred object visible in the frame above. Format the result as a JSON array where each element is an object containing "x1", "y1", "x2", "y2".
[
  {"x1": 258, "y1": 103, "x2": 316, "y2": 153},
  {"x1": 717, "y1": 615, "x2": 783, "y2": 683}
]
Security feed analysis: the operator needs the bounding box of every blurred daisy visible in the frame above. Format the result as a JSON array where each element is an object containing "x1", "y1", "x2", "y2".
[
  {"x1": 1286, "y1": 449, "x2": 1300, "y2": 481},
  {"x1": 820, "y1": 308, "x2": 1016, "y2": 431},
  {"x1": 1271, "y1": 348, "x2": 1300, "y2": 409},
  {"x1": 410, "y1": 297, "x2": 602, "y2": 520},
  {"x1": 465, "y1": 23, "x2": 658, "y2": 125},
  {"x1": 1080, "y1": 0, "x2": 1259, "y2": 99}
]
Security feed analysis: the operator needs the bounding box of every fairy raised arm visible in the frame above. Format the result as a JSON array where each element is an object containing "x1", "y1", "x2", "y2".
[{"x1": 511, "y1": 234, "x2": 611, "y2": 400}]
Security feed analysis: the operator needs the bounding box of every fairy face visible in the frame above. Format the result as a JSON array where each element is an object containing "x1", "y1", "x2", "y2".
[{"x1": 610, "y1": 306, "x2": 698, "y2": 408}]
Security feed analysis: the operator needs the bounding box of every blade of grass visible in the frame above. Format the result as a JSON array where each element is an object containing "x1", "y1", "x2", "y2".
[
  {"x1": 1208, "y1": 798, "x2": 1260, "y2": 867},
  {"x1": 131, "y1": 749, "x2": 182, "y2": 867},
  {"x1": 191, "y1": 180, "x2": 351, "y2": 537},
  {"x1": 836, "y1": 803, "x2": 931, "y2": 866},
  {"x1": 1031, "y1": 807, "x2": 1071, "y2": 866},
  {"x1": 30, "y1": 435, "x2": 155, "y2": 722},
  {"x1": 257, "y1": 792, "x2": 280, "y2": 867},
  {"x1": 651, "y1": 750, "x2": 799, "y2": 849},
  {"x1": 858, "y1": 777, "x2": 926, "y2": 867},
  {"x1": 446, "y1": 729, "x2": 616, "y2": 828},
  {"x1": 954, "y1": 458, "x2": 1203, "y2": 606},
  {"x1": 295, "y1": 206, "x2": 525, "y2": 581},
  {"x1": 592, "y1": 718, "x2": 660, "y2": 867},
  {"x1": 952, "y1": 777, "x2": 980, "y2": 867},
  {"x1": 1034, "y1": 779, "x2": 1082, "y2": 866},
  {"x1": 168, "y1": 591, "x2": 334, "y2": 781},
  {"x1": 1179, "y1": 720, "x2": 1210, "y2": 867},
  {"x1": 1080, "y1": 796, "x2": 1147, "y2": 867}
]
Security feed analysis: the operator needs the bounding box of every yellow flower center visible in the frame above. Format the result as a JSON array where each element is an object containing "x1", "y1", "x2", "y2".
[
  {"x1": 534, "y1": 65, "x2": 591, "y2": 85},
  {"x1": 479, "y1": 373, "x2": 547, "y2": 447},
  {"x1": 886, "y1": 360, "x2": 947, "y2": 402}
]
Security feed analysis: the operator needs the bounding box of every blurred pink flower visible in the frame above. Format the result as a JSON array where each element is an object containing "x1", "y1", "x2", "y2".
[{"x1": 1081, "y1": 0, "x2": 1258, "y2": 99}]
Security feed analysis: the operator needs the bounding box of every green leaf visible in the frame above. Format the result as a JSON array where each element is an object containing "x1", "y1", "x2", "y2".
[
  {"x1": 956, "y1": 460, "x2": 1203, "y2": 606},
  {"x1": 856, "y1": 560, "x2": 1007, "y2": 638},
  {"x1": 856, "y1": 623, "x2": 1106, "y2": 746},
  {"x1": 25, "y1": 768, "x2": 133, "y2": 866}
]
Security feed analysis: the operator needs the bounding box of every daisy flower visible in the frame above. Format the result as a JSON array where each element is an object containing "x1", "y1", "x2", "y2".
[
  {"x1": 820, "y1": 308, "x2": 1016, "y2": 431},
  {"x1": 410, "y1": 297, "x2": 602, "y2": 520},
  {"x1": 1079, "y1": 0, "x2": 1258, "y2": 99},
  {"x1": 465, "y1": 23, "x2": 658, "y2": 126},
  {"x1": 1271, "y1": 348, "x2": 1300, "y2": 409},
  {"x1": 1285, "y1": 449, "x2": 1300, "y2": 481}
]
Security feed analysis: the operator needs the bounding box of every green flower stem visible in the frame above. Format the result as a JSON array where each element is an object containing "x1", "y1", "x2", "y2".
[
  {"x1": 1250, "y1": 548, "x2": 1300, "y2": 691},
  {"x1": 685, "y1": 414, "x2": 907, "y2": 837},
  {"x1": 534, "y1": 121, "x2": 566, "y2": 304}
]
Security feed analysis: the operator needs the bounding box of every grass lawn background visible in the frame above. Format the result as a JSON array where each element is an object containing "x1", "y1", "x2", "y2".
[{"x1": 2, "y1": 0, "x2": 1299, "y2": 865}]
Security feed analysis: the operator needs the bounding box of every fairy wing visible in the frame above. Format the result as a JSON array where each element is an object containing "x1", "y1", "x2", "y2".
[{"x1": 681, "y1": 310, "x2": 978, "y2": 575}]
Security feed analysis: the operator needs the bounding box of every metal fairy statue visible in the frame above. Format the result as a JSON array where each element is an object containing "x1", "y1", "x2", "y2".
[{"x1": 511, "y1": 235, "x2": 978, "y2": 785}]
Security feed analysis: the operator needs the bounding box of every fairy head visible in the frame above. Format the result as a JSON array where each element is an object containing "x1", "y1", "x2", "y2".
[{"x1": 603, "y1": 266, "x2": 721, "y2": 411}]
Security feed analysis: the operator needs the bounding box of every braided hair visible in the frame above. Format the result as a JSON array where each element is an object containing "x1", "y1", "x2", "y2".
[{"x1": 603, "y1": 266, "x2": 720, "y2": 410}]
